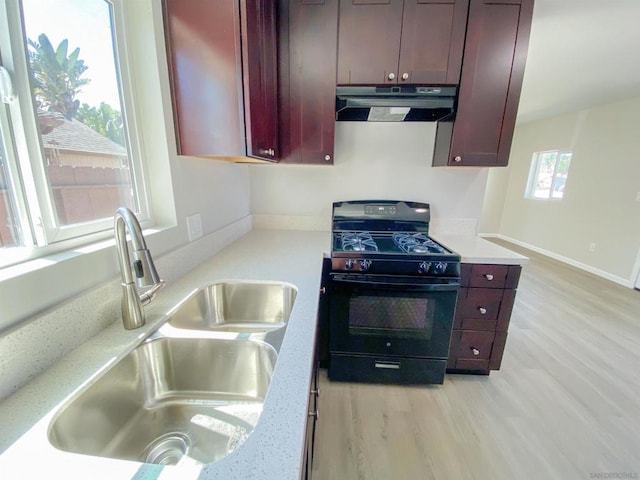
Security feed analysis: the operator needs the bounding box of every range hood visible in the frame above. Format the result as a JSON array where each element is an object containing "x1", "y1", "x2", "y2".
[{"x1": 335, "y1": 85, "x2": 457, "y2": 122}]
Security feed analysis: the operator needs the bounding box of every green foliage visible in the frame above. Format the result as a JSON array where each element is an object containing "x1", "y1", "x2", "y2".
[
  {"x1": 77, "y1": 102, "x2": 125, "y2": 146},
  {"x1": 28, "y1": 33, "x2": 89, "y2": 119},
  {"x1": 28, "y1": 33, "x2": 125, "y2": 146}
]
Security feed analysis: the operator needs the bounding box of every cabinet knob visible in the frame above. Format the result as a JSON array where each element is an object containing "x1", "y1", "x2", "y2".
[
  {"x1": 319, "y1": 286, "x2": 326, "y2": 294},
  {"x1": 472, "y1": 348, "x2": 480, "y2": 356},
  {"x1": 401, "y1": 72, "x2": 409, "y2": 81},
  {"x1": 388, "y1": 72, "x2": 396, "y2": 80},
  {"x1": 485, "y1": 274, "x2": 494, "y2": 281},
  {"x1": 308, "y1": 409, "x2": 319, "y2": 420},
  {"x1": 478, "y1": 307, "x2": 487, "y2": 315},
  {"x1": 311, "y1": 388, "x2": 320, "y2": 397},
  {"x1": 453, "y1": 156, "x2": 462, "y2": 163},
  {"x1": 324, "y1": 154, "x2": 331, "y2": 162}
]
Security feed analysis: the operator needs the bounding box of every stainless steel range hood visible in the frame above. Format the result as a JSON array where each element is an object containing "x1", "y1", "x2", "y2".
[{"x1": 335, "y1": 85, "x2": 457, "y2": 122}]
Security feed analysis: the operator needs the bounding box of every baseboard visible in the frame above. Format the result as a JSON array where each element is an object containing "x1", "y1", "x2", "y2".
[{"x1": 479, "y1": 233, "x2": 634, "y2": 288}]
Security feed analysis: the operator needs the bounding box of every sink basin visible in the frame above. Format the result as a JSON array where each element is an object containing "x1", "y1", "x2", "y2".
[
  {"x1": 168, "y1": 281, "x2": 297, "y2": 333},
  {"x1": 48, "y1": 336, "x2": 276, "y2": 465}
]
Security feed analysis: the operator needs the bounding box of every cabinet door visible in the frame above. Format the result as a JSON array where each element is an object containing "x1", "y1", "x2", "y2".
[
  {"x1": 279, "y1": 0, "x2": 337, "y2": 165},
  {"x1": 337, "y1": 0, "x2": 404, "y2": 84},
  {"x1": 163, "y1": 0, "x2": 245, "y2": 157},
  {"x1": 241, "y1": 0, "x2": 279, "y2": 161},
  {"x1": 433, "y1": 0, "x2": 534, "y2": 166},
  {"x1": 397, "y1": 0, "x2": 468, "y2": 84}
]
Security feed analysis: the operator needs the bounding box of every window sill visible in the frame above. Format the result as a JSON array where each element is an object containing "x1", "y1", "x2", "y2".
[{"x1": 0, "y1": 223, "x2": 174, "y2": 283}]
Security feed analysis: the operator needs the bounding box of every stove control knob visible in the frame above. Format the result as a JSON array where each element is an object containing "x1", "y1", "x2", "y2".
[
  {"x1": 359, "y1": 259, "x2": 372, "y2": 271},
  {"x1": 433, "y1": 262, "x2": 448, "y2": 274},
  {"x1": 345, "y1": 259, "x2": 355, "y2": 270},
  {"x1": 418, "y1": 261, "x2": 432, "y2": 274}
]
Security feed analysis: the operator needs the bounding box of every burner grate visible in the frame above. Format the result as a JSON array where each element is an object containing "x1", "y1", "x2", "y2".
[
  {"x1": 392, "y1": 233, "x2": 446, "y2": 254},
  {"x1": 341, "y1": 232, "x2": 379, "y2": 252}
]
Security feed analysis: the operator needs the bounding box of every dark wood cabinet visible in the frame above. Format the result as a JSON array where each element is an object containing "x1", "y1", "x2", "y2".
[
  {"x1": 447, "y1": 263, "x2": 521, "y2": 374},
  {"x1": 433, "y1": 0, "x2": 534, "y2": 166},
  {"x1": 302, "y1": 300, "x2": 321, "y2": 479},
  {"x1": 337, "y1": 0, "x2": 468, "y2": 85},
  {"x1": 241, "y1": 0, "x2": 280, "y2": 160},
  {"x1": 278, "y1": 0, "x2": 338, "y2": 165},
  {"x1": 163, "y1": 0, "x2": 278, "y2": 162}
]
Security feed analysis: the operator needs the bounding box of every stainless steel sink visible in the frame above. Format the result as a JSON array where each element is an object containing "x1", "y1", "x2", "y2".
[
  {"x1": 168, "y1": 281, "x2": 297, "y2": 333},
  {"x1": 48, "y1": 336, "x2": 276, "y2": 465}
]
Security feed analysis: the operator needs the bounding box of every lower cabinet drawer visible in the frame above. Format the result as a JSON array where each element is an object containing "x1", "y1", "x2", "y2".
[
  {"x1": 458, "y1": 330, "x2": 495, "y2": 360},
  {"x1": 455, "y1": 358, "x2": 491, "y2": 370},
  {"x1": 329, "y1": 353, "x2": 446, "y2": 385}
]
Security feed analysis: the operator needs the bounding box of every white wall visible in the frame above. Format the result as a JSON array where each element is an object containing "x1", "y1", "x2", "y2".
[
  {"x1": 483, "y1": 96, "x2": 640, "y2": 285},
  {"x1": 249, "y1": 122, "x2": 489, "y2": 233}
]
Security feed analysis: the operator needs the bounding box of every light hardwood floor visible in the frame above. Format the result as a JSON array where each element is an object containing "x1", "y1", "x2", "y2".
[{"x1": 312, "y1": 241, "x2": 640, "y2": 480}]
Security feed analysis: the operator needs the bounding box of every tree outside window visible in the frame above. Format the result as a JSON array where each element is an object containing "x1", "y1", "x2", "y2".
[
  {"x1": 526, "y1": 150, "x2": 572, "y2": 200},
  {"x1": 0, "y1": 0, "x2": 148, "y2": 256}
]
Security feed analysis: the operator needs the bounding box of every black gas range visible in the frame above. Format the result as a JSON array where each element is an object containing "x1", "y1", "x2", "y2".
[
  {"x1": 331, "y1": 200, "x2": 460, "y2": 277},
  {"x1": 328, "y1": 200, "x2": 461, "y2": 385}
]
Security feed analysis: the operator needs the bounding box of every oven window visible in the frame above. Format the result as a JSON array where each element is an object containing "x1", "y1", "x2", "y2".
[{"x1": 348, "y1": 295, "x2": 434, "y2": 339}]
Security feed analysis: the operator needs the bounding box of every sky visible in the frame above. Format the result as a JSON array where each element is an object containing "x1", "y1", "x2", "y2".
[{"x1": 21, "y1": 0, "x2": 122, "y2": 108}]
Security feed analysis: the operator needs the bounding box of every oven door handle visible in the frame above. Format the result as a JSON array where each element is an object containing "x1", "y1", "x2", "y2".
[{"x1": 330, "y1": 275, "x2": 460, "y2": 292}]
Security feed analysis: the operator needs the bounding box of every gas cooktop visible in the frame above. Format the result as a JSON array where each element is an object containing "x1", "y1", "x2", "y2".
[{"x1": 330, "y1": 200, "x2": 460, "y2": 277}]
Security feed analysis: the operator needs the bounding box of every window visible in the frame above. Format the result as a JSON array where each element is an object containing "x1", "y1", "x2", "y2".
[
  {"x1": 0, "y1": 0, "x2": 148, "y2": 265},
  {"x1": 525, "y1": 150, "x2": 572, "y2": 200}
]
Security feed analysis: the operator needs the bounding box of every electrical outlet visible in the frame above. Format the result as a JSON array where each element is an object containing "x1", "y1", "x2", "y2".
[
  {"x1": 588, "y1": 242, "x2": 596, "y2": 253},
  {"x1": 187, "y1": 213, "x2": 203, "y2": 241}
]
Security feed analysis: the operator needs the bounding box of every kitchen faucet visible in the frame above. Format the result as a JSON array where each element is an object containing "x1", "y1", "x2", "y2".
[{"x1": 114, "y1": 207, "x2": 164, "y2": 329}]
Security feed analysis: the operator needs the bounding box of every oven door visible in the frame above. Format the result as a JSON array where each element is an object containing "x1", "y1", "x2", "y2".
[{"x1": 329, "y1": 274, "x2": 459, "y2": 359}]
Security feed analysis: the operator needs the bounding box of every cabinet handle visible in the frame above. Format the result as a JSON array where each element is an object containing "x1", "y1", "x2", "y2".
[
  {"x1": 308, "y1": 409, "x2": 319, "y2": 420},
  {"x1": 387, "y1": 72, "x2": 396, "y2": 80},
  {"x1": 478, "y1": 307, "x2": 487, "y2": 315},
  {"x1": 485, "y1": 274, "x2": 494, "y2": 281},
  {"x1": 453, "y1": 155, "x2": 462, "y2": 163},
  {"x1": 259, "y1": 148, "x2": 275, "y2": 157},
  {"x1": 472, "y1": 348, "x2": 480, "y2": 356},
  {"x1": 324, "y1": 154, "x2": 331, "y2": 162},
  {"x1": 311, "y1": 388, "x2": 320, "y2": 397},
  {"x1": 375, "y1": 361, "x2": 400, "y2": 370},
  {"x1": 401, "y1": 72, "x2": 409, "y2": 80},
  {"x1": 319, "y1": 286, "x2": 326, "y2": 294}
]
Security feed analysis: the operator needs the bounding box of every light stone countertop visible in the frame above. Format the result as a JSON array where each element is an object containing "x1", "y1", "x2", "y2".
[
  {"x1": 0, "y1": 229, "x2": 329, "y2": 480},
  {"x1": 0, "y1": 229, "x2": 524, "y2": 479},
  {"x1": 431, "y1": 234, "x2": 529, "y2": 265}
]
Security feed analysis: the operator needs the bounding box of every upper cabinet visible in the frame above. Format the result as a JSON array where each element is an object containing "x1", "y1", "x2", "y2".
[
  {"x1": 163, "y1": 0, "x2": 278, "y2": 162},
  {"x1": 241, "y1": 0, "x2": 280, "y2": 160},
  {"x1": 277, "y1": 0, "x2": 338, "y2": 165},
  {"x1": 433, "y1": 0, "x2": 535, "y2": 167},
  {"x1": 337, "y1": 0, "x2": 469, "y2": 85}
]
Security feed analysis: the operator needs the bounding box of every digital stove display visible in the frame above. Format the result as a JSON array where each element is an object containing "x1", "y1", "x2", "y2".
[{"x1": 364, "y1": 205, "x2": 397, "y2": 216}]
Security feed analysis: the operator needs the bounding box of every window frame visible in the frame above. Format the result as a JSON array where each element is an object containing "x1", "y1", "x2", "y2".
[
  {"x1": 0, "y1": 0, "x2": 152, "y2": 267},
  {"x1": 525, "y1": 149, "x2": 572, "y2": 201}
]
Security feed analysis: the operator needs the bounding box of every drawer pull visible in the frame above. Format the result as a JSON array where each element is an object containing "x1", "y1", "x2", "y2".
[
  {"x1": 485, "y1": 274, "x2": 494, "y2": 281},
  {"x1": 478, "y1": 307, "x2": 487, "y2": 315},
  {"x1": 472, "y1": 348, "x2": 480, "y2": 356},
  {"x1": 375, "y1": 361, "x2": 400, "y2": 370}
]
